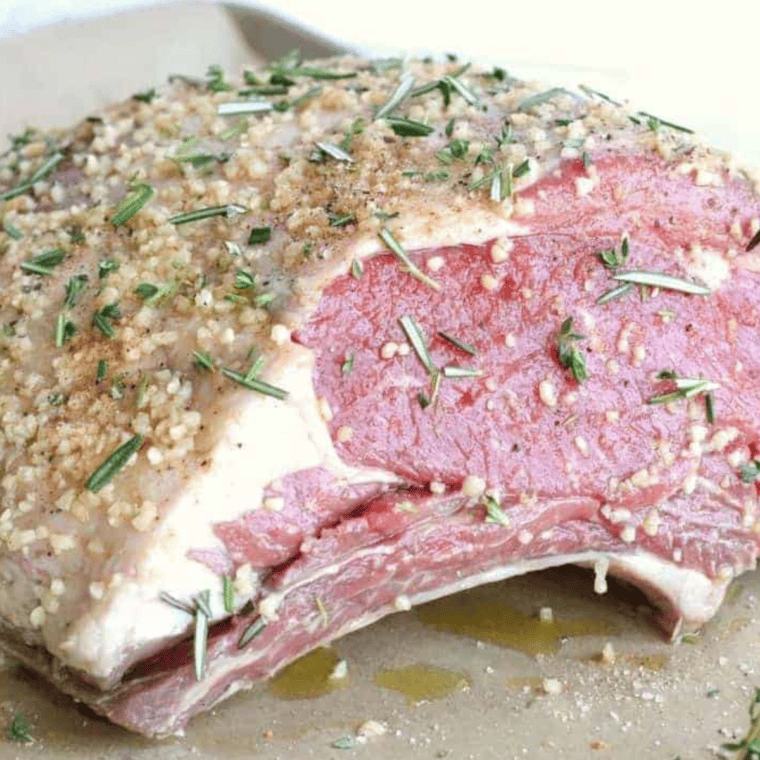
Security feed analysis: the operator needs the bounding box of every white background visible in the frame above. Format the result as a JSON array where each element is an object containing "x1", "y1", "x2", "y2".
[{"x1": 1, "y1": 0, "x2": 759, "y2": 164}]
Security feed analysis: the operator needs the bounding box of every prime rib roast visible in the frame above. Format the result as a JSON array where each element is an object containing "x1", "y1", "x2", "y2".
[{"x1": 0, "y1": 54, "x2": 758, "y2": 736}]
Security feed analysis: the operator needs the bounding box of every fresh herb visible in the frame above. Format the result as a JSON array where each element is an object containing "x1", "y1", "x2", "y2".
[
  {"x1": 193, "y1": 590, "x2": 211, "y2": 681},
  {"x1": 445, "y1": 118, "x2": 456, "y2": 137},
  {"x1": 169, "y1": 203, "x2": 247, "y2": 225},
  {"x1": 598, "y1": 237, "x2": 629, "y2": 269},
  {"x1": 0, "y1": 150, "x2": 64, "y2": 202},
  {"x1": 375, "y1": 73, "x2": 416, "y2": 119},
  {"x1": 438, "y1": 330, "x2": 476, "y2": 356},
  {"x1": 315, "y1": 142, "x2": 354, "y2": 163},
  {"x1": 111, "y1": 182, "x2": 154, "y2": 227},
  {"x1": 442, "y1": 365, "x2": 483, "y2": 378},
  {"x1": 20, "y1": 248, "x2": 65, "y2": 275},
  {"x1": 483, "y1": 495, "x2": 509, "y2": 525},
  {"x1": 3, "y1": 219, "x2": 22, "y2": 239},
  {"x1": 385, "y1": 117, "x2": 435, "y2": 137},
  {"x1": 7, "y1": 713, "x2": 33, "y2": 744},
  {"x1": 282, "y1": 85, "x2": 322, "y2": 111},
  {"x1": 217, "y1": 101, "x2": 272, "y2": 116},
  {"x1": 582, "y1": 151, "x2": 592, "y2": 169},
  {"x1": 350, "y1": 259, "x2": 363, "y2": 279},
  {"x1": 254, "y1": 292, "x2": 275, "y2": 308},
  {"x1": 248, "y1": 226, "x2": 271, "y2": 245},
  {"x1": 171, "y1": 150, "x2": 231, "y2": 169},
  {"x1": 98, "y1": 258, "x2": 119, "y2": 278},
  {"x1": 63, "y1": 274, "x2": 88, "y2": 308},
  {"x1": 329, "y1": 212, "x2": 356, "y2": 227},
  {"x1": 746, "y1": 229, "x2": 760, "y2": 253},
  {"x1": 370, "y1": 57, "x2": 403, "y2": 74},
  {"x1": 613, "y1": 270, "x2": 710, "y2": 296},
  {"x1": 512, "y1": 159, "x2": 530, "y2": 178},
  {"x1": 637, "y1": 110, "x2": 693, "y2": 134},
  {"x1": 341, "y1": 353, "x2": 355, "y2": 375},
  {"x1": 379, "y1": 228, "x2": 441, "y2": 291},
  {"x1": 135, "y1": 282, "x2": 159, "y2": 300},
  {"x1": 96, "y1": 360, "x2": 108, "y2": 382},
  {"x1": 647, "y1": 373, "x2": 720, "y2": 406},
  {"x1": 222, "y1": 576, "x2": 235, "y2": 613},
  {"x1": 48, "y1": 392, "x2": 67, "y2": 406},
  {"x1": 281, "y1": 66, "x2": 356, "y2": 80},
  {"x1": 222, "y1": 367, "x2": 288, "y2": 400},
  {"x1": 578, "y1": 84, "x2": 621, "y2": 106},
  {"x1": 132, "y1": 88, "x2": 157, "y2": 103},
  {"x1": 238, "y1": 617, "x2": 265, "y2": 648},
  {"x1": 739, "y1": 460, "x2": 760, "y2": 484},
  {"x1": 339, "y1": 118, "x2": 365, "y2": 151},
  {"x1": 135, "y1": 373, "x2": 149, "y2": 408},
  {"x1": 517, "y1": 87, "x2": 571, "y2": 112},
  {"x1": 705, "y1": 392, "x2": 716, "y2": 425},
  {"x1": 193, "y1": 350, "x2": 215, "y2": 371},
  {"x1": 238, "y1": 84, "x2": 288, "y2": 97},
  {"x1": 85, "y1": 434, "x2": 143, "y2": 492},
  {"x1": 206, "y1": 64, "x2": 233, "y2": 92},
  {"x1": 234, "y1": 269, "x2": 255, "y2": 290},
  {"x1": 722, "y1": 687, "x2": 760, "y2": 759},
  {"x1": 442, "y1": 74, "x2": 479, "y2": 105},
  {"x1": 55, "y1": 313, "x2": 76, "y2": 347},
  {"x1": 92, "y1": 303, "x2": 120, "y2": 338},
  {"x1": 490, "y1": 163, "x2": 512, "y2": 202},
  {"x1": 219, "y1": 117, "x2": 248, "y2": 140},
  {"x1": 399, "y1": 315, "x2": 436, "y2": 374},
  {"x1": 556, "y1": 317, "x2": 588, "y2": 383},
  {"x1": 159, "y1": 591, "x2": 195, "y2": 614},
  {"x1": 332, "y1": 735, "x2": 357, "y2": 750},
  {"x1": 596, "y1": 282, "x2": 634, "y2": 306}
]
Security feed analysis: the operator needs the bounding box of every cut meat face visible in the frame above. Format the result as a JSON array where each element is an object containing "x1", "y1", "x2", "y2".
[{"x1": 0, "y1": 55, "x2": 759, "y2": 736}]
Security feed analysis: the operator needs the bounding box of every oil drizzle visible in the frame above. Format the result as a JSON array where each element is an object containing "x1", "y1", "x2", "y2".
[
  {"x1": 268, "y1": 647, "x2": 345, "y2": 700},
  {"x1": 375, "y1": 664, "x2": 469, "y2": 704},
  {"x1": 415, "y1": 585, "x2": 618, "y2": 656}
]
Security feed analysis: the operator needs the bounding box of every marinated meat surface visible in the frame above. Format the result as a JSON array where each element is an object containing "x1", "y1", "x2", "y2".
[{"x1": 0, "y1": 56, "x2": 758, "y2": 736}]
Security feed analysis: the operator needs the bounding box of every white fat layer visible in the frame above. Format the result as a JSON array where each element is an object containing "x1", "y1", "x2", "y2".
[
  {"x1": 55, "y1": 343, "x2": 400, "y2": 682},
  {"x1": 152, "y1": 549, "x2": 729, "y2": 737}
]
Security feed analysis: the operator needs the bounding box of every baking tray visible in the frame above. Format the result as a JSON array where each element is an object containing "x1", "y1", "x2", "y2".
[{"x1": 1, "y1": 3, "x2": 759, "y2": 758}]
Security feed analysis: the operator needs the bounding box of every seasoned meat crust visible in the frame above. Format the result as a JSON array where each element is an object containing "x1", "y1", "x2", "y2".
[{"x1": 0, "y1": 55, "x2": 758, "y2": 735}]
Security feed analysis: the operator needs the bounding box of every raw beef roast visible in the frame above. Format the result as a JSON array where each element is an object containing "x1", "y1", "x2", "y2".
[{"x1": 0, "y1": 55, "x2": 759, "y2": 736}]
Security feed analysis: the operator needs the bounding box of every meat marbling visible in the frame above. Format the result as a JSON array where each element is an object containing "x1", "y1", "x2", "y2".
[{"x1": 0, "y1": 56, "x2": 759, "y2": 736}]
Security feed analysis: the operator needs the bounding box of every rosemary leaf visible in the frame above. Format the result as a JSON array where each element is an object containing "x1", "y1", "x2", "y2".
[
  {"x1": 238, "y1": 617, "x2": 265, "y2": 648},
  {"x1": 399, "y1": 315, "x2": 436, "y2": 374},
  {"x1": 596, "y1": 282, "x2": 634, "y2": 305},
  {"x1": 169, "y1": 204, "x2": 247, "y2": 225},
  {"x1": 379, "y1": 228, "x2": 441, "y2": 291},
  {"x1": 0, "y1": 151, "x2": 64, "y2": 202},
  {"x1": 193, "y1": 590, "x2": 211, "y2": 681},
  {"x1": 21, "y1": 248, "x2": 65, "y2": 275},
  {"x1": 442, "y1": 365, "x2": 483, "y2": 378},
  {"x1": 222, "y1": 576, "x2": 235, "y2": 613},
  {"x1": 315, "y1": 142, "x2": 354, "y2": 162},
  {"x1": 438, "y1": 331, "x2": 476, "y2": 356},
  {"x1": 614, "y1": 270, "x2": 710, "y2": 295},
  {"x1": 222, "y1": 367, "x2": 288, "y2": 400},
  {"x1": 85, "y1": 434, "x2": 143, "y2": 492},
  {"x1": 111, "y1": 183, "x2": 154, "y2": 227},
  {"x1": 385, "y1": 117, "x2": 435, "y2": 137},
  {"x1": 375, "y1": 73, "x2": 416, "y2": 119},
  {"x1": 217, "y1": 101, "x2": 272, "y2": 116},
  {"x1": 248, "y1": 226, "x2": 271, "y2": 245}
]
